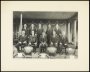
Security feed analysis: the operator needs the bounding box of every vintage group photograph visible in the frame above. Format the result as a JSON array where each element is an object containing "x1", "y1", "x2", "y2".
[{"x1": 13, "y1": 11, "x2": 78, "y2": 59}]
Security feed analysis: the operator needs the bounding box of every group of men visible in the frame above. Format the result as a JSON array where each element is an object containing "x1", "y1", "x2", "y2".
[{"x1": 13, "y1": 23, "x2": 68, "y2": 53}]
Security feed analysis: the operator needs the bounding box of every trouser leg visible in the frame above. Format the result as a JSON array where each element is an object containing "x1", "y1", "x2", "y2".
[{"x1": 15, "y1": 43, "x2": 21, "y2": 52}]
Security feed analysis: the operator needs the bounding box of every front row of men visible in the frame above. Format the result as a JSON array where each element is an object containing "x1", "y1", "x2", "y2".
[{"x1": 14, "y1": 24, "x2": 68, "y2": 54}]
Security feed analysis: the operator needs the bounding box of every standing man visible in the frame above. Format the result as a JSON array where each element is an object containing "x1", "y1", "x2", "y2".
[
  {"x1": 29, "y1": 23, "x2": 37, "y2": 35},
  {"x1": 37, "y1": 23, "x2": 43, "y2": 47},
  {"x1": 23, "y1": 24, "x2": 29, "y2": 36},
  {"x1": 54, "y1": 23, "x2": 62, "y2": 37},
  {"x1": 47, "y1": 24, "x2": 53, "y2": 46}
]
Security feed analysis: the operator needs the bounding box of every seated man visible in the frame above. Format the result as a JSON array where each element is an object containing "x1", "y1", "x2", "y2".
[
  {"x1": 58, "y1": 35, "x2": 65, "y2": 54},
  {"x1": 39, "y1": 32, "x2": 48, "y2": 53},
  {"x1": 15, "y1": 30, "x2": 28, "y2": 52},
  {"x1": 61, "y1": 36, "x2": 68, "y2": 54},
  {"x1": 58, "y1": 42, "x2": 64, "y2": 54},
  {"x1": 40, "y1": 32, "x2": 47, "y2": 42},
  {"x1": 28, "y1": 31, "x2": 37, "y2": 52},
  {"x1": 39, "y1": 41, "x2": 48, "y2": 53},
  {"x1": 50, "y1": 30, "x2": 59, "y2": 48}
]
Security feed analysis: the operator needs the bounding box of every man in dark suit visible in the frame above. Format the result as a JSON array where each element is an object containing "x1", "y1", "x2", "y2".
[
  {"x1": 47, "y1": 24, "x2": 53, "y2": 46},
  {"x1": 39, "y1": 32, "x2": 47, "y2": 53},
  {"x1": 28, "y1": 31, "x2": 37, "y2": 52},
  {"x1": 29, "y1": 24, "x2": 37, "y2": 35},
  {"x1": 23, "y1": 24, "x2": 29, "y2": 37},
  {"x1": 39, "y1": 41, "x2": 48, "y2": 53},
  {"x1": 15, "y1": 30, "x2": 28, "y2": 52},
  {"x1": 54, "y1": 24, "x2": 62, "y2": 37},
  {"x1": 37, "y1": 23, "x2": 43, "y2": 47},
  {"x1": 50, "y1": 30, "x2": 59, "y2": 48},
  {"x1": 62, "y1": 36, "x2": 68, "y2": 45},
  {"x1": 57, "y1": 33, "x2": 64, "y2": 53},
  {"x1": 40, "y1": 32, "x2": 47, "y2": 42},
  {"x1": 61, "y1": 36, "x2": 68, "y2": 54}
]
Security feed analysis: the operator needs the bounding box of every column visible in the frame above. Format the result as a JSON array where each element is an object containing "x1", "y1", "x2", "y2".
[
  {"x1": 19, "y1": 13, "x2": 23, "y2": 36},
  {"x1": 66, "y1": 23, "x2": 68, "y2": 41},
  {"x1": 70, "y1": 22, "x2": 73, "y2": 43},
  {"x1": 68, "y1": 22, "x2": 71, "y2": 43},
  {"x1": 74, "y1": 20, "x2": 77, "y2": 46}
]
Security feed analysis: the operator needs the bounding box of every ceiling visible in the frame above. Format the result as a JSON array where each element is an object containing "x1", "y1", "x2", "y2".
[{"x1": 13, "y1": 11, "x2": 78, "y2": 20}]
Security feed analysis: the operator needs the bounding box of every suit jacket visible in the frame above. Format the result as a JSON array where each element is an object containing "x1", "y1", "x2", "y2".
[
  {"x1": 47, "y1": 28, "x2": 53, "y2": 36},
  {"x1": 19, "y1": 35, "x2": 27, "y2": 43},
  {"x1": 29, "y1": 26, "x2": 37, "y2": 35},
  {"x1": 62, "y1": 37, "x2": 68, "y2": 44},
  {"x1": 54, "y1": 27, "x2": 62, "y2": 36},
  {"x1": 40, "y1": 34, "x2": 47, "y2": 42},
  {"x1": 39, "y1": 42, "x2": 48, "y2": 49},
  {"x1": 37, "y1": 27, "x2": 43, "y2": 36},
  {"x1": 22, "y1": 28, "x2": 29, "y2": 37},
  {"x1": 29, "y1": 34, "x2": 37, "y2": 43},
  {"x1": 51, "y1": 34, "x2": 59, "y2": 43}
]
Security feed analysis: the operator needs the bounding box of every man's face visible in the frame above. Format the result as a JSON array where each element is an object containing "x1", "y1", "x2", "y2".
[
  {"x1": 48, "y1": 24, "x2": 51, "y2": 28},
  {"x1": 32, "y1": 31, "x2": 34, "y2": 36},
  {"x1": 22, "y1": 31, "x2": 25, "y2": 36},
  {"x1": 56, "y1": 24, "x2": 59, "y2": 28},
  {"x1": 24, "y1": 24, "x2": 27, "y2": 28},
  {"x1": 39, "y1": 24, "x2": 41, "y2": 28}
]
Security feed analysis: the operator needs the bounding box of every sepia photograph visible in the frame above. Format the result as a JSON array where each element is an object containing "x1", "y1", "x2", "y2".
[
  {"x1": 13, "y1": 11, "x2": 78, "y2": 59},
  {"x1": 1, "y1": 1, "x2": 89, "y2": 71}
]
